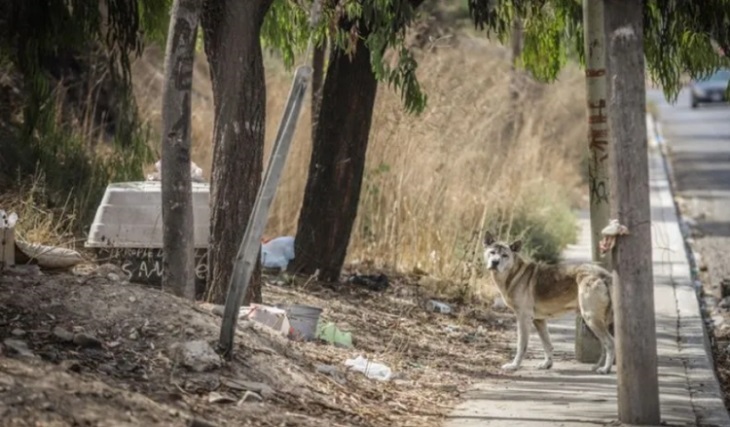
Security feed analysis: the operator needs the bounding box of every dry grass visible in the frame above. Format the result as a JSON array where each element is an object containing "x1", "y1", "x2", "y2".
[
  {"x1": 0, "y1": 174, "x2": 79, "y2": 249},
  {"x1": 130, "y1": 36, "x2": 587, "y2": 299}
]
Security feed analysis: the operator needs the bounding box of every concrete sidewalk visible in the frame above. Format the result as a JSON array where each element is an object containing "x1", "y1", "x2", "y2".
[{"x1": 445, "y1": 141, "x2": 730, "y2": 425}]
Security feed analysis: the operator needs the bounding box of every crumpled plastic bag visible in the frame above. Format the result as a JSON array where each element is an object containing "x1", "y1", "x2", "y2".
[
  {"x1": 261, "y1": 236, "x2": 295, "y2": 270},
  {"x1": 317, "y1": 322, "x2": 353, "y2": 348},
  {"x1": 146, "y1": 160, "x2": 205, "y2": 183},
  {"x1": 16, "y1": 240, "x2": 84, "y2": 269},
  {"x1": 344, "y1": 355, "x2": 392, "y2": 381}
]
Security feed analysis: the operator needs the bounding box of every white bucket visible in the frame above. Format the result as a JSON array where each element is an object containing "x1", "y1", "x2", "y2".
[{"x1": 284, "y1": 304, "x2": 323, "y2": 341}]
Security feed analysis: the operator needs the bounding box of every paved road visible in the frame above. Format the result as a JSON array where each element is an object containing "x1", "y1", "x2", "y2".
[{"x1": 647, "y1": 88, "x2": 730, "y2": 299}]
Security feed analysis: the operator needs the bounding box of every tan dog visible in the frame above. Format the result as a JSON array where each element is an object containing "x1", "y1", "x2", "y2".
[
  {"x1": 483, "y1": 232, "x2": 614, "y2": 373},
  {"x1": 575, "y1": 263, "x2": 615, "y2": 374}
]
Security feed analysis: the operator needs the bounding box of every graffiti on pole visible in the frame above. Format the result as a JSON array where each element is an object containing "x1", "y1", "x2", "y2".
[{"x1": 588, "y1": 98, "x2": 609, "y2": 205}]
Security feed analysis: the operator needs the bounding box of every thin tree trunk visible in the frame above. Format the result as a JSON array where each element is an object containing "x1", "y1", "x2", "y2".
[
  {"x1": 311, "y1": 38, "x2": 326, "y2": 144},
  {"x1": 289, "y1": 35, "x2": 378, "y2": 282},
  {"x1": 503, "y1": 17, "x2": 523, "y2": 145},
  {"x1": 509, "y1": 17, "x2": 523, "y2": 102},
  {"x1": 575, "y1": 0, "x2": 611, "y2": 364},
  {"x1": 201, "y1": 0, "x2": 273, "y2": 304},
  {"x1": 160, "y1": 0, "x2": 202, "y2": 300},
  {"x1": 605, "y1": 0, "x2": 660, "y2": 423}
]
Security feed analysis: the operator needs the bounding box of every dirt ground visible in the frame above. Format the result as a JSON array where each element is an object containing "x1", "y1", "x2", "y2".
[{"x1": 0, "y1": 263, "x2": 513, "y2": 427}]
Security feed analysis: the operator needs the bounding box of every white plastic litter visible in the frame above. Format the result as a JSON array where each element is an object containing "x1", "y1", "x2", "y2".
[
  {"x1": 240, "y1": 304, "x2": 291, "y2": 337},
  {"x1": 426, "y1": 300, "x2": 452, "y2": 314},
  {"x1": 146, "y1": 160, "x2": 205, "y2": 182},
  {"x1": 261, "y1": 236, "x2": 295, "y2": 270},
  {"x1": 344, "y1": 355, "x2": 392, "y2": 381},
  {"x1": 15, "y1": 240, "x2": 84, "y2": 269},
  {"x1": 0, "y1": 210, "x2": 18, "y2": 228}
]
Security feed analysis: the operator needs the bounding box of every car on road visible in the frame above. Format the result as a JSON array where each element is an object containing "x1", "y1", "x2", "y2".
[{"x1": 690, "y1": 68, "x2": 730, "y2": 108}]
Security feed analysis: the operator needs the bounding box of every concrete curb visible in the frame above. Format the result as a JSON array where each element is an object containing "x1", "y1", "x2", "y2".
[{"x1": 646, "y1": 112, "x2": 730, "y2": 426}]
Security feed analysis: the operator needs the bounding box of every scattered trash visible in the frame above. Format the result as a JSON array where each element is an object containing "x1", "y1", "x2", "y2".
[
  {"x1": 237, "y1": 391, "x2": 263, "y2": 404},
  {"x1": 317, "y1": 322, "x2": 353, "y2": 348},
  {"x1": 241, "y1": 304, "x2": 291, "y2": 337},
  {"x1": 344, "y1": 355, "x2": 392, "y2": 381},
  {"x1": 282, "y1": 304, "x2": 323, "y2": 341},
  {"x1": 599, "y1": 219, "x2": 630, "y2": 255},
  {"x1": 146, "y1": 159, "x2": 205, "y2": 183},
  {"x1": 426, "y1": 300, "x2": 452, "y2": 314},
  {"x1": 348, "y1": 273, "x2": 389, "y2": 292},
  {"x1": 261, "y1": 236, "x2": 295, "y2": 270},
  {"x1": 208, "y1": 391, "x2": 237, "y2": 404},
  {"x1": 15, "y1": 240, "x2": 84, "y2": 269}
]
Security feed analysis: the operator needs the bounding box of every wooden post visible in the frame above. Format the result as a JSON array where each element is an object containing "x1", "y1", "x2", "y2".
[
  {"x1": 218, "y1": 65, "x2": 312, "y2": 357},
  {"x1": 576, "y1": 0, "x2": 611, "y2": 364},
  {"x1": 605, "y1": 0, "x2": 660, "y2": 423},
  {"x1": 1, "y1": 226, "x2": 15, "y2": 269}
]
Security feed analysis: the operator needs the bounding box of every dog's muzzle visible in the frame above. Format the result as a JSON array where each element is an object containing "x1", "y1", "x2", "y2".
[{"x1": 488, "y1": 260, "x2": 500, "y2": 270}]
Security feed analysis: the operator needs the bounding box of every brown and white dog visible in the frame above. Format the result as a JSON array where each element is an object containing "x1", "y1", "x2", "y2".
[{"x1": 483, "y1": 231, "x2": 615, "y2": 374}]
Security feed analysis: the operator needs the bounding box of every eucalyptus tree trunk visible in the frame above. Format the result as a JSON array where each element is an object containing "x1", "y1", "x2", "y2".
[
  {"x1": 201, "y1": 0, "x2": 274, "y2": 304},
  {"x1": 289, "y1": 34, "x2": 378, "y2": 282},
  {"x1": 160, "y1": 0, "x2": 202, "y2": 300},
  {"x1": 311, "y1": 38, "x2": 327, "y2": 143}
]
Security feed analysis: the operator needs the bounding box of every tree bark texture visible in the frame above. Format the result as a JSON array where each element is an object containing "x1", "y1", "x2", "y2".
[
  {"x1": 201, "y1": 0, "x2": 273, "y2": 304},
  {"x1": 160, "y1": 0, "x2": 202, "y2": 300},
  {"x1": 502, "y1": 17, "x2": 523, "y2": 145},
  {"x1": 575, "y1": 0, "x2": 611, "y2": 364},
  {"x1": 289, "y1": 35, "x2": 378, "y2": 282},
  {"x1": 605, "y1": 0, "x2": 661, "y2": 424},
  {"x1": 311, "y1": 38, "x2": 326, "y2": 144}
]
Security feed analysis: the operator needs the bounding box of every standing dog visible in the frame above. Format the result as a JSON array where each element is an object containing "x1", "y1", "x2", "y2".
[{"x1": 483, "y1": 231, "x2": 614, "y2": 374}]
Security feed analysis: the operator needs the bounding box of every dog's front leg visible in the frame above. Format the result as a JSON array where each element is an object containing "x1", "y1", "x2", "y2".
[
  {"x1": 502, "y1": 315, "x2": 530, "y2": 371},
  {"x1": 533, "y1": 319, "x2": 554, "y2": 369}
]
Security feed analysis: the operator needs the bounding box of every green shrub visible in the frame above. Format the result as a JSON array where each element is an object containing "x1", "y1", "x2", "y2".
[{"x1": 488, "y1": 186, "x2": 579, "y2": 264}]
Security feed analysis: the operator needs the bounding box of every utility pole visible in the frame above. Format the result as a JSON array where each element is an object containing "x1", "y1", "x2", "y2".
[
  {"x1": 575, "y1": 0, "x2": 611, "y2": 364},
  {"x1": 605, "y1": 0, "x2": 660, "y2": 423}
]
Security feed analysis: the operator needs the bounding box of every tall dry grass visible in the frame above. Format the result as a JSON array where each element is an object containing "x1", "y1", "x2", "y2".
[{"x1": 131, "y1": 36, "x2": 588, "y2": 294}]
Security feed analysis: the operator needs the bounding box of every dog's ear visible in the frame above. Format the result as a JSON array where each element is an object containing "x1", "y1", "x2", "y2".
[
  {"x1": 509, "y1": 240, "x2": 523, "y2": 253},
  {"x1": 483, "y1": 231, "x2": 495, "y2": 247}
]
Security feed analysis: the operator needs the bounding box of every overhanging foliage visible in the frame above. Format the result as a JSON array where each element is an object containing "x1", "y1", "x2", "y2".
[
  {"x1": 468, "y1": 0, "x2": 730, "y2": 102},
  {"x1": 262, "y1": 0, "x2": 427, "y2": 114}
]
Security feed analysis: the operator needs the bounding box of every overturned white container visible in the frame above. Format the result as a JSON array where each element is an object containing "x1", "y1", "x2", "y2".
[
  {"x1": 85, "y1": 181, "x2": 211, "y2": 294},
  {"x1": 86, "y1": 181, "x2": 210, "y2": 249}
]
